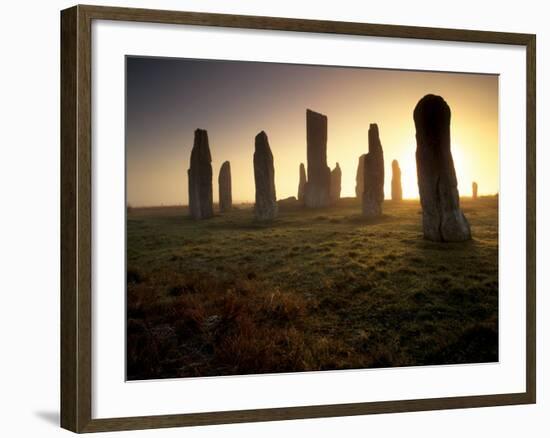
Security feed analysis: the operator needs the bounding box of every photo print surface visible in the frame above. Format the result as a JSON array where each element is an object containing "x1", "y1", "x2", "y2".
[{"x1": 126, "y1": 56, "x2": 499, "y2": 381}]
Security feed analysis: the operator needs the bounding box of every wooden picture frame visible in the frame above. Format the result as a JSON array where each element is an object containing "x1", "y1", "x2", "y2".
[{"x1": 61, "y1": 4, "x2": 536, "y2": 433}]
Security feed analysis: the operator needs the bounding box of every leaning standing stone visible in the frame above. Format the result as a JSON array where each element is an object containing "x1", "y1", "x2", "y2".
[
  {"x1": 188, "y1": 129, "x2": 214, "y2": 220},
  {"x1": 362, "y1": 124, "x2": 385, "y2": 217},
  {"x1": 218, "y1": 161, "x2": 232, "y2": 212},
  {"x1": 253, "y1": 131, "x2": 278, "y2": 220},
  {"x1": 414, "y1": 94, "x2": 471, "y2": 241},
  {"x1": 304, "y1": 109, "x2": 331, "y2": 208},
  {"x1": 330, "y1": 163, "x2": 342, "y2": 204},
  {"x1": 472, "y1": 181, "x2": 478, "y2": 200},
  {"x1": 297, "y1": 163, "x2": 306, "y2": 204},
  {"x1": 391, "y1": 159, "x2": 403, "y2": 201}
]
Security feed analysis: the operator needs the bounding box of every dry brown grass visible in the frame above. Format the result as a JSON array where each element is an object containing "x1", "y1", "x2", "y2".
[{"x1": 127, "y1": 272, "x2": 314, "y2": 379}]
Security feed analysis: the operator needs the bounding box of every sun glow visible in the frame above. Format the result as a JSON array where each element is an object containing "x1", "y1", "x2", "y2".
[
  {"x1": 451, "y1": 142, "x2": 470, "y2": 198},
  {"x1": 399, "y1": 155, "x2": 419, "y2": 200},
  {"x1": 126, "y1": 58, "x2": 498, "y2": 207},
  {"x1": 381, "y1": 140, "x2": 474, "y2": 201}
]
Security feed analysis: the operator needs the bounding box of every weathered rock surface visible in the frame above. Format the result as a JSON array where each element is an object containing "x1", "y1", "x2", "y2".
[
  {"x1": 304, "y1": 109, "x2": 331, "y2": 208},
  {"x1": 355, "y1": 154, "x2": 366, "y2": 198},
  {"x1": 362, "y1": 124, "x2": 385, "y2": 217},
  {"x1": 391, "y1": 159, "x2": 403, "y2": 201},
  {"x1": 278, "y1": 196, "x2": 300, "y2": 210},
  {"x1": 414, "y1": 94, "x2": 471, "y2": 242},
  {"x1": 218, "y1": 161, "x2": 232, "y2": 212},
  {"x1": 330, "y1": 163, "x2": 342, "y2": 204},
  {"x1": 253, "y1": 131, "x2": 278, "y2": 220},
  {"x1": 188, "y1": 129, "x2": 213, "y2": 220},
  {"x1": 298, "y1": 163, "x2": 306, "y2": 204},
  {"x1": 472, "y1": 181, "x2": 478, "y2": 200}
]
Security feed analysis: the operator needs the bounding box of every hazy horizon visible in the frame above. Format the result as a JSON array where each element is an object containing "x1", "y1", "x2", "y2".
[{"x1": 126, "y1": 56, "x2": 498, "y2": 208}]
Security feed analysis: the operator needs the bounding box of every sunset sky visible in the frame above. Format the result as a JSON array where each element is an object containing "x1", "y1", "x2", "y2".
[{"x1": 126, "y1": 56, "x2": 498, "y2": 207}]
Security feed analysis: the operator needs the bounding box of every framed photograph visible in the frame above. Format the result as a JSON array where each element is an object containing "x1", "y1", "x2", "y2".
[{"x1": 60, "y1": 4, "x2": 536, "y2": 433}]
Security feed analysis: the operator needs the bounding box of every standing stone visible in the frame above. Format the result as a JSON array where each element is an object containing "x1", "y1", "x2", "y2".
[
  {"x1": 330, "y1": 163, "x2": 342, "y2": 204},
  {"x1": 472, "y1": 182, "x2": 478, "y2": 200},
  {"x1": 355, "y1": 154, "x2": 366, "y2": 199},
  {"x1": 362, "y1": 124, "x2": 385, "y2": 217},
  {"x1": 187, "y1": 168, "x2": 193, "y2": 214},
  {"x1": 414, "y1": 94, "x2": 471, "y2": 242},
  {"x1": 253, "y1": 131, "x2": 278, "y2": 220},
  {"x1": 304, "y1": 109, "x2": 331, "y2": 208},
  {"x1": 391, "y1": 159, "x2": 403, "y2": 201},
  {"x1": 297, "y1": 163, "x2": 307, "y2": 204},
  {"x1": 218, "y1": 161, "x2": 232, "y2": 213},
  {"x1": 187, "y1": 129, "x2": 213, "y2": 220}
]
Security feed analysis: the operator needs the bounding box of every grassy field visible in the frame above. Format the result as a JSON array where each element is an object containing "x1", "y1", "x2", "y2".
[{"x1": 127, "y1": 196, "x2": 498, "y2": 380}]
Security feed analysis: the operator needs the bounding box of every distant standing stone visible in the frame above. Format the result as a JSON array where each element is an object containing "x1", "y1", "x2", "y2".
[
  {"x1": 218, "y1": 161, "x2": 232, "y2": 212},
  {"x1": 362, "y1": 124, "x2": 385, "y2": 217},
  {"x1": 253, "y1": 131, "x2": 278, "y2": 220},
  {"x1": 188, "y1": 129, "x2": 213, "y2": 220},
  {"x1": 298, "y1": 163, "x2": 307, "y2": 204},
  {"x1": 330, "y1": 163, "x2": 342, "y2": 204},
  {"x1": 355, "y1": 154, "x2": 366, "y2": 199},
  {"x1": 472, "y1": 181, "x2": 478, "y2": 200},
  {"x1": 304, "y1": 109, "x2": 331, "y2": 208},
  {"x1": 391, "y1": 159, "x2": 403, "y2": 201},
  {"x1": 414, "y1": 94, "x2": 471, "y2": 241}
]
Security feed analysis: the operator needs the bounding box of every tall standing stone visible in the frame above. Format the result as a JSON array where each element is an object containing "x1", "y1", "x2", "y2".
[
  {"x1": 188, "y1": 129, "x2": 213, "y2": 220},
  {"x1": 414, "y1": 94, "x2": 471, "y2": 242},
  {"x1": 304, "y1": 109, "x2": 331, "y2": 208},
  {"x1": 355, "y1": 154, "x2": 366, "y2": 199},
  {"x1": 472, "y1": 182, "x2": 478, "y2": 200},
  {"x1": 253, "y1": 131, "x2": 278, "y2": 220},
  {"x1": 391, "y1": 159, "x2": 403, "y2": 201},
  {"x1": 218, "y1": 161, "x2": 232, "y2": 213},
  {"x1": 330, "y1": 163, "x2": 342, "y2": 204},
  {"x1": 297, "y1": 163, "x2": 306, "y2": 204},
  {"x1": 362, "y1": 124, "x2": 385, "y2": 217}
]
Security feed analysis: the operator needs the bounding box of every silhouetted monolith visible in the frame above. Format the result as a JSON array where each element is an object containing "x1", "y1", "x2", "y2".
[
  {"x1": 218, "y1": 161, "x2": 232, "y2": 213},
  {"x1": 304, "y1": 109, "x2": 331, "y2": 208},
  {"x1": 391, "y1": 159, "x2": 403, "y2": 201},
  {"x1": 414, "y1": 94, "x2": 471, "y2": 241},
  {"x1": 298, "y1": 163, "x2": 307, "y2": 204},
  {"x1": 330, "y1": 163, "x2": 342, "y2": 204},
  {"x1": 254, "y1": 131, "x2": 278, "y2": 220},
  {"x1": 188, "y1": 129, "x2": 213, "y2": 220},
  {"x1": 355, "y1": 154, "x2": 366, "y2": 199},
  {"x1": 472, "y1": 181, "x2": 478, "y2": 200},
  {"x1": 362, "y1": 124, "x2": 385, "y2": 217}
]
